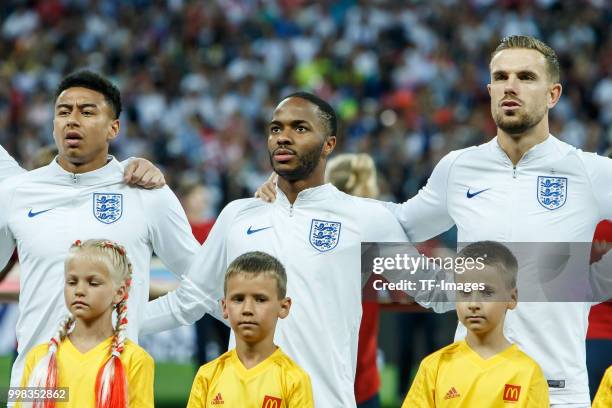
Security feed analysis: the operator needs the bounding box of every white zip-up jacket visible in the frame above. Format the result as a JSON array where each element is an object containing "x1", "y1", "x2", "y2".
[
  {"x1": 384, "y1": 135, "x2": 612, "y2": 405},
  {"x1": 144, "y1": 183, "x2": 442, "y2": 408},
  {"x1": 0, "y1": 157, "x2": 200, "y2": 388},
  {"x1": 0, "y1": 144, "x2": 25, "y2": 180}
]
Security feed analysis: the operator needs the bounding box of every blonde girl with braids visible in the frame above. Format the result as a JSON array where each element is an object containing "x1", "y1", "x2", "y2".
[{"x1": 18, "y1": 239, "x2": 154, "y2": 408}]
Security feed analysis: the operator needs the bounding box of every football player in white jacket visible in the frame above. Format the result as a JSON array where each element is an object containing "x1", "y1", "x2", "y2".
[
  {"x1": 0, "y1": 71, "x2": 200, "y2": 391},
  {"x1": 383, "y1": 36, "x2": 611, "y2": 407},
  {"x1": 0, "y1": 144, "x2": 166, "y2": 303},
  {"x1": 256, "y1": 36, "x2": 612, "y2": 407},
  {"x1": 144, "y1": 92, "x2": 447, "y2": 408},
  {"x1": 0, "y1": 138, "x2": 165, "y2": 187}
]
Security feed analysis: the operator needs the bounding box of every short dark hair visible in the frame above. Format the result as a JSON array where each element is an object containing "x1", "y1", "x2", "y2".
[
  {"x1": 491, "y1": 35, "x2": 560, "y2": 83},
  {"x1": 224, "y1": 251, "x2": 287, "y2": 298},
  {"x1": 458, "y1": 241, "x2": 518, "y2": 289},
  {"x1": 55, "y1": 70, "x2": 122, "y2": 119},
  {"x1": 282, "y1": 91, "x2": 337, "y2": 137}
]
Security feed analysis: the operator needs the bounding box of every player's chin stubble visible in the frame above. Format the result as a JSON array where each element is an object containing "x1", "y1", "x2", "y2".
[
  {"x1": 494, "y1": 107, "x2": 545, "y2": 136},
  {"x1": 269, "y1": 143, "x2": 324, "y2": 182}
]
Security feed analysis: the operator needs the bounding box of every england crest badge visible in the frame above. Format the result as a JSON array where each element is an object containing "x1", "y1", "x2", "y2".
[
  {"x1": 309, "y1": 219, "x2": 341, "y2": 252},
  {"x1": 93, "y1": 193, "x2": 123, "y2": 224},
  {"x1": 537, "y1": 176, "x2": 567, "y2": 210}
]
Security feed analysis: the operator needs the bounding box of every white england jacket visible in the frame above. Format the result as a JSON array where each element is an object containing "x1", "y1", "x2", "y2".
[
  {"x1": 385, "y1": 135, "x2": 612, "y2": 405},
  {"x1": 0, "y1": 157, "x2": 200, "y2": 388},
  {"x1": 144, "y1": 183, "x2": 447, "y2": 408}
]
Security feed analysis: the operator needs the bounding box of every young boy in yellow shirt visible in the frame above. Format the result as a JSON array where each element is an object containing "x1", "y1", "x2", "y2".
[
  {"x1": 402, "y1": 241, "x2": 549, "y2": 407},
  {"x1": 187, "y1": 251, "x2": 314, "y2": 408}
]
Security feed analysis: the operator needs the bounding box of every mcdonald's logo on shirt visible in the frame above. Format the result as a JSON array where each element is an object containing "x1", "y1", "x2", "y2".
[
  {"x1": 503, "y1": 384, "x2": 521, "y2": 402},
  {"x1": 262, "y1": 395, "x2": 282, "y2": 408}
]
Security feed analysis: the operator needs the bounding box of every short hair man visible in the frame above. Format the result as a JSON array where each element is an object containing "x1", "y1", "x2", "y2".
[{"x1": 0, "y1": 70, "x2": 200, "y2": 391}]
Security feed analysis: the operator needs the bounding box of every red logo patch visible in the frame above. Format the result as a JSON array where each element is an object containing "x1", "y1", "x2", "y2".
[
  {"x1": 211, "y1": 392, "x2": 224, "y2": 405},
  {"x1": 444, "y1": 386, "x2": 460, "y2": 399},
  {"x1": 503, "y1": 384, "x2": 521, "y2": 402},
  {"x1": 262, "y1": 395, "x2": 282, "y2": 408}
]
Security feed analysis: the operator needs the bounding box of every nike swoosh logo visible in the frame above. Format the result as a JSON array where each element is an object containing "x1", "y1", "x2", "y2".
[
  {"x1": 247, "y1": 226, "x2": 272, "y2": 235},
  {"x1": 28, "y1": 208, "x2": 52, "y2": 218},
  {"x1": 466, "y1": 188, "x2": 491, "y2": 199}
]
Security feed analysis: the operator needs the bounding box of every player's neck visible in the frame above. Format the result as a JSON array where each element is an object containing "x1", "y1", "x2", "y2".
[
  {"x1": 235, "y1": 338, "x2": 278, "y2": 369},
  {"x1": 57, "y1": 153, "x2": 110, "y2": 174},
  {"x1": 277, "y1": 170, "x2": 325, "y2": 204},
  {"x1": 497, "y1": 119, "x2": 549, "y2": 165},
  {"x1": 465, "y1": 326, "x2": 511, "y2": 360},
  {"x1": 69, "y1": 312, "x2": 115, "y2": 354}
]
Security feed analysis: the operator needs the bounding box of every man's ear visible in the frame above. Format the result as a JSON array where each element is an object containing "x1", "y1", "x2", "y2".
[
  {"x1": 108, "y1": 118, "x2": 120, "y2": 142},
  {"x1": 322, "y1": 136, "x2": 336, "y2": 157},
  {"x1": 547, "y1": 83, "x2": 562, "y2": 109}
]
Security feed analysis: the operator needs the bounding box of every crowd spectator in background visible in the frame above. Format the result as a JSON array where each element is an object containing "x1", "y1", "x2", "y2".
[
  {"x1": 0, "y1": 0, "x2": 610, "y2": 403},
  {"x1": 0, "y1": 0, "x2": 609, "y2": 210}
]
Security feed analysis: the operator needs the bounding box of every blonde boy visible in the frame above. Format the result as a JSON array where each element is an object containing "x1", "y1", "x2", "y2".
[
  {"x1": 402, "y1": 241, "x2": 549, "y2": 407},
  {"x1": 187, "y1": 251, "x2": 313, "y2": 408}
]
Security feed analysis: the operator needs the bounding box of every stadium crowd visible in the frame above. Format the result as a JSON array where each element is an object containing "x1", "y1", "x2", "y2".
[{"x1": 0, "y1": 0, "x2": 609, "y2": 210}]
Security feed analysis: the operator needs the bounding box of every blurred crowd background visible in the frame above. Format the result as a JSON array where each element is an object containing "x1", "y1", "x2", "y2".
[
  {"x1": 0, "y1": 0, "x2": 610, "y2": 406},
  {"x1": 0, "y1": 0, "x2": 610, "y2": 212}
]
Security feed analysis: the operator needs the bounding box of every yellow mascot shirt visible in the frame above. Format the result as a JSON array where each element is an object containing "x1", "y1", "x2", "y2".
[
  {"x1": 593, "y1": 365, "x2": 611, "y2": 408},
  {"x1": 19, "y1": 336, "x2": 154, "y2": 407},
  {"x1": 402, "y1": 340, "x2": 549, "y2": 407},
  {"x1": 187, "y1": 348, "x2": 313, "y2": 408}
]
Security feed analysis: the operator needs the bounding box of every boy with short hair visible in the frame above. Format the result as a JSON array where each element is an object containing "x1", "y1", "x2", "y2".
[
  {"x1": 187, "y1": 251, "x2": 314, "y2": 408},
  {"x1": 402, "y1": 241, "x2": 549, "y2": 407}
]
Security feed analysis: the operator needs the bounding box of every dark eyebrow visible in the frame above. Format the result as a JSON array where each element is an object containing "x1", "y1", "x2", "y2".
[
  {"x1": 269, "y1": 119, "x2": 310, "y2": 127},
  {"x1": 56, "y1": 103, "x2": 99, "y2": 110},
  {"x1": 492, "y1": 69, "x2": 538, "y2": 78}
]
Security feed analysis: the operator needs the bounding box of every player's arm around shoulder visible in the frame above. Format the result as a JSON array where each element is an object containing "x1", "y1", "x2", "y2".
[
  {"x1": 355, "y1": 197, "x2": 408, "y2": 243},
  {"x1": 141, "y1": 198, "x2": 252, "y2": 334},
  {"x1": 360, "y1": 197, "x2": 455, "y2": 312},
  {"x1": 120, "y1": 157, "x2": 166, "y2": 189},
  {"x1": 123, "y1": 340, "x2": 155, "y2": 408},
  {"x1": 184, "y1": 198, "x2": 256, "y2": 296},
  {"x1": 382, "y1": 148, "x2": 466, "y2": 242}
]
